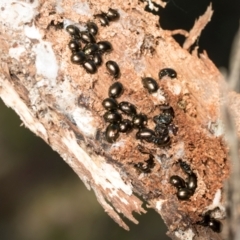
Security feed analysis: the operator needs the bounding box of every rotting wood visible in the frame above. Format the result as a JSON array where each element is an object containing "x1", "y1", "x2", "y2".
[{"x1": 0, "y1": 0, "x2": 239, "y2": 239}]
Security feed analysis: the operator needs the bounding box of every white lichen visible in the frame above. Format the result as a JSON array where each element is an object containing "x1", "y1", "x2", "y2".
[
  {"x1": 174, "y1": 228, "x2": 195, "y2": 240},
  {"x1": 166, "y1": 80, "x2": 182, "y2": 95},
  {"x1": 0, "y1": 0, "x2": 38, "y2": 28},
  {"x1": 24, "y1": 24, "x2": 42, "y2": 39},
  {"x1": 205, "y1": 189, "x2": 226, "y2": 219},
  {"x1": 72, "y1": 2, "x2": 91, "y2": 16},
  {"x1": 71, "y1": 108, "x2": 97, "y2": 137},
  {"x1": 32, "y1": 42, "x2": 59, "y2": 80},
  {"x1": 9, "y1": 45, "x2": 26, "y2": 61},
  {"x1": 208, "y1": 119, "x2": 225, "y2": 137},
  {"x1": 152, "y1": 88, "x2": 167, "y2": 104},
  {"x1": 155, "y1": 199, "x2": 165, "y2": 211}
]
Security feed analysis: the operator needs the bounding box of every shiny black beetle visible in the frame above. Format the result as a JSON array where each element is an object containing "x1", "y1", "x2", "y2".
[
  {"x1": 169, "y1": 175, "x2": 185, "y2": 189},
  {"x1": 136, "y1": 128, "x2": 155, "y2": 142},
  {"x1": 106, "y1": 8, "x2": 120, "y2": 21},
  {"x1": 132, "y1": 113, "x2": 148, "y2": 129},
  {"x1": 177, "y1": 188, "x2": 193, "y2": 200},
  {"x1": 71, "y1": 51, "x2": 86, "y2": 64},
  {"x1": 119, "y1": 119, "x2": 132, "y2": 133},
  {"x1": 97, "y1": 41, "x2": 112, "y2": 54},
  {"x1": 66, "y1": 25, "x2": 81, "y2": 39},
  {"x1": 68, "y1": 39, "x2": 81, "y2": 52},
  {"x1": 108, "y1": 82, "x2": 124, "y2": 98},
  {"x1": 102, "y1": 98, "x2": 118, "y2": 110},
  {"x1": 83, "y1": 59, "x2": 97, "y2": 74},
  {"x1": 94, "y1": 13, "x2": 109, "y2": 26},
  {"x1": 197, "y1": 213, "x2": 222, "y2": 233},
  {"x1": 118, "y1": 101, "x2": 137, "y2": 116},
  {"x1": 105, "y1": 123, "x2": 120, "y2": 143},
  {"x1": 80, "y1": 31, "x2": 96, "y2": 43},
  {"x1": 142, "y1": 77, "x2": 159, "y2": 93},
  {"x1": 92, "y1": 53, "x2": 102, "y2": 66},
  {"x1": 86, "y1": 21, "x2": 98, "y2": 36},
  {"x1": 159, "y1": 68, "x2": 177, "y2": 79},
  {"x1": 106, "y1": 60, "x2": 120, "y2": 79},
  {"x1": 83, "y1": 43, "x2": 99, "y2": 55},
  {"x1": 103, "y1": 110, "x2": 122, "y2": 123}
]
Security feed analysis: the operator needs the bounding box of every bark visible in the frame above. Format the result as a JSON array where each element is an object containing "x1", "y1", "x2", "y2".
[{"x1": 0, "y1": 0, "x2": 239, "y2": 239}]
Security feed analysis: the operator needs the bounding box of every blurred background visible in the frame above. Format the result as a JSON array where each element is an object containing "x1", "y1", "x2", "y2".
[{"x1": 0, "y1": 1, "x2": 239, "y2": 239}]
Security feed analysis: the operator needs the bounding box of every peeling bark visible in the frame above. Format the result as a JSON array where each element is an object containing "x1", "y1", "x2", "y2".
[{"x1": 0, "y1": 0, "x2": 239, "y2": 239}]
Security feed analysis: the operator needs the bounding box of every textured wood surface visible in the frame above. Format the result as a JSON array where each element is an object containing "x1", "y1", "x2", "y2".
[{"x1": 1, "y1": 0, "x2": 239, "y2": 239}]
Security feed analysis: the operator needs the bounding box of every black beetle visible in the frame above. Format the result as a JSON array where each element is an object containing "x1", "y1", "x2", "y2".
[
  {"x1": 134, "y1": 162, "x2": 150, "y2": 173},
  {"x1": 153, "y1": 113, "x2": 173, "y2": 125},
  {"x1": 159, "y1": 68, "x2": 177, "y2": 79},
  {"x1": 95, "y1": 13, "x2": 109, "y2": 26},
  {"x1": 136, "y1": 128, "x2": 155, "y2": 142},
  {"x1": 102, "y1": 98, "x2": 118, "y2": 110},
  {"x1": 118, "y1": 101, "x2": 137, "y2": 116},
  {"x1": 145, "y1": 155, "x2": 155, "y2": 169},
  {"x1": 160, "y1": 105, "x2": 175, "y2": 118},
  {"x1": 106, "y1": 60, "x2": 120, "y2": 78},
  {"x1": 134, "y1": 154, "x2": 155, "y2": 173},
  {"x1": 197, "y1": 214, "x2": 222, "y2": 233},
  {"x1": 154, "y1": 123, "x2": 169, "y2": 137},
  {"x1": 97, "y1": 41, "x2": 112, "y2": 54},
  {"x1": 151, "y1": 135, "x2": 171, "y2": 146},
  {"x1": 119, "y1": 119, "x2": 132, "y2": 133},
  {"x1": 106, "y1": 8, "x2": 120, "y2": 21},
  {"x1": 197, "y1": 214, "x2": 210, "y2": 227},
  {"x1": 68, "y1": 39, "x2": 81, "y2": 52},
  {"x1": 80, "y1": 31, "x2": 96, "y2": 43},
  {"x1": 142, "y1": 77, "x2": 159, "y2": 93},
  {"x1": 186, "y1": 174, "x2": 197, "y2": 191},
  {"x1": 208, "y1": 219, "x2": 222, "y2": 233},
  {"x1": 168, "y1": 123, "x2": 178, "y2": 136},
  {"x1": 83, "y1": 59, "x2": 97, "y2": 74},
  {"x1": 92, "y1": 53, "x2": 102, "y2": 66},
  {"x1": 103, "y1": 110, "x2": 122, "y2": 123},
  {"x1": 47, "y1": 20, "x2": 64, "y2": 30},
  {"x1": 105, "y1": 123, "x2": 120, "y2": 143},
  {"x1": 179, "y1": 160, "x2": 192, "y2": 175},
  {"x1": 169, "y1": 175, "x2": 186, "y2": 188},
  {"x1": 108, "y1": 82, "x2": 124, "y2": 98},
  {"x1": 66, "y1": 25, "x2": 81, "y2": 39},
  {"x1": 71, "y1": 51, "x2": 86, "y2": 64},
  {"x1": 177, "y1": 188, "x2": 192, "y2": 200},
  {"x1": 83, "y1": 43, "x2": 99, "y2": 55},
  {"x1": 134, "y1": 157, "x2": 155, "y2": 174},
  {"x1": 170, "y1": 175, "x2": 186, "y2": 189},
  {"x1": 132, "y1": 113, "x2": 148, "y2": 128},
  {"x1": 86, "y1": 21, "x2": 98, "y2": 36}
]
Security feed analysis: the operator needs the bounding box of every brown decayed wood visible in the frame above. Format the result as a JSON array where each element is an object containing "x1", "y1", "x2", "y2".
[{"x1": 0, "y1": 0, "x2": 237, "y2": 239}]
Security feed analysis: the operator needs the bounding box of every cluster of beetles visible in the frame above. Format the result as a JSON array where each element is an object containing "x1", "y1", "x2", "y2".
[
  {"x1": 66, "y1": 8, "x2": 120, "y2": 75},
  {"x1": 65, "y1": 7, "x2": 222, "y2": 233},
  {"x1": 170, "y1": 160, "x2": 197, "y2": 200},
  {"x1": 102, "y1": 72, "x2": 178, "y2": 145}
]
